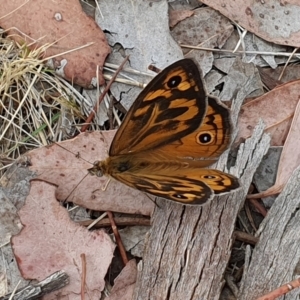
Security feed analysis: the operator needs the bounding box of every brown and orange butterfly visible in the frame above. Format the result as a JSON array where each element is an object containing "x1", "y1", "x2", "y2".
[{"x1": 89, "y1": 59, "x2": 239, "y2": 204}]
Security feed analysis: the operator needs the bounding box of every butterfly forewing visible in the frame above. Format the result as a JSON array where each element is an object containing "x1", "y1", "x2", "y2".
[{"x1": 109, "y1": 59, "x2": 208, "y2": 156}]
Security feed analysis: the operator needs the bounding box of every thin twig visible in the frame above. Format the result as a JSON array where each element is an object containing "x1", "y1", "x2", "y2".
[
  {"x1": 180, "y1": 44, "x2": 300, "y2": 57},
  {"x1": 78, "y1": 216, "x2": 151, "y2": 228},
  {"x1": 107, "y1": 211, "x2": 129, "y2": 265},
  {"x1": 278, "y1": 47, "x2": 299, "y2": 81},
  {"x1": 80, "y1": 253, "x2": 86, "y2": 300},
  {"x1": 256, "y1": 278, "x2": 300, "y2": 300},
  {"x1": 248, "y1": 198, "x2": 268, "y2": 217},
  {"x1": 80, "y1": 55, "x2": 130, "y2": 132}
]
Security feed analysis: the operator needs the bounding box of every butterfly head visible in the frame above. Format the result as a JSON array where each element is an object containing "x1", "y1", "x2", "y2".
[{"x1": 88, "y1": 160, "x2": 107, "y2": 177}]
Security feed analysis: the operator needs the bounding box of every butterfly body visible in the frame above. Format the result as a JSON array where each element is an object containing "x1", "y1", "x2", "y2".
[{"x1": 89, "y1": 59, "x2": 239, "y2": 205}]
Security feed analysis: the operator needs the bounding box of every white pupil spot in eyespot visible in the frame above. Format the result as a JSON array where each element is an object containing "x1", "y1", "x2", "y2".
[
  {"x1": 197, "y1": 131, "x2": 215, "y2": 145},
  {"x1": 174, "y1": 193, "x2": 187, "y2": 199},
  {"x1": 203, "y1": 175, "x2": 217, "y2": 179},
  {"x1": 199, "y1": 133, "x2": 211, "y2": 143},
  {"x1": 167, "y1": 76, "x2": 182, "y2": 88}
]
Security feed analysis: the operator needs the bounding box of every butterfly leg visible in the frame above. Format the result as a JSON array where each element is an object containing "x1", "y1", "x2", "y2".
[{"x1": 102, "y1": 178, "x2": 111, "y2": 191}]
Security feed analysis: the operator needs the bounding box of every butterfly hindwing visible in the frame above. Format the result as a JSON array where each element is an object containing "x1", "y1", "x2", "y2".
[
  {"x1": 109, "y1": 154, "x2": 239, "y2": 204},
  {"x1": 157, "y1": 96, "x2": 233, "y2": 165}
]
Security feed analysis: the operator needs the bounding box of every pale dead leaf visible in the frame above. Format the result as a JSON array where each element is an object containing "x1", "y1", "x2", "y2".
[
  {"x1": 236, "y1": 80, "x2": 300, "y2": 146},
  {"x1": 118, "y1": 226, "x2": 149, "y2": 258},
  {"x1": 242, "y1": 33, "x2": 288, "y2": 69},
  {"x1": 253, "y1": 147, "x2": 282, "y2": 207},
  {"x1": 0, "y1": 192, "x2": 21, "y2": 245},
  {"x1": 248, "y1": 98, "x2": 300, "y2": 199},
  {"x1": 261, "y1": 65, "x2": 300, "y2": 84},
  {"x1": 202, "y1": 0, "x2": 300, "y2": 47},
  {"x1": 171, "y1": 7, "x2": 234, "y2": 75},
  {"x1": 105, "y1": 259, "x2": 137, "y2": 300},
  {"x1": 219, "y1": 30, "x2": 293, "y2": 70},
  {"x1": 217, "y1": 57, "x2": 263, "y2": 101},
  {"x1": 168, "y1": 0, "x2": 200, "y2": 11},
  {"x1": 27, "y1": 131, "x2": 155, "y2": 216},
  {"x1": 96, "y1": 0, "x2": 183, "y2": 111},
  {"x1": 0, "y1": 0, "x2": 110, "y2": 88},
  {"x1": 11, "y1": 180, "x2": 115, "y2": 300}
]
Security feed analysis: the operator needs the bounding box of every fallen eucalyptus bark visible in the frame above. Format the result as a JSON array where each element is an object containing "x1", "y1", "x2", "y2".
[
  {"x1": 133, "y1": 121, "x2": 270, "y2": 300},
  {"x1": 238, "y1": 165, "x2": 300, "y2": 300},
  {"x1": 1, "y1": 270, "x2": 69, "y2": 300}
]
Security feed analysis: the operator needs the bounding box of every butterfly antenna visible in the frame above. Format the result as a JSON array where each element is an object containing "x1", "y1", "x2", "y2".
[
  {"x1": 49, "y1": 140, "x2": 92, "y2": 165},
  {"x1": 63, "y1": 172, "x2": 90, "y2": 203}
]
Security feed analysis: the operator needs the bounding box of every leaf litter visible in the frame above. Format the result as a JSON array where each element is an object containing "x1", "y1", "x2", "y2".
[
  {"x1": 2, "y1": 0, "x2": 300, "y2": 299},
  {"x1": 248, "y1": 98, "x2": 300, "y2": 199},
  {"x1": 105, "y1": 260, "x2": 137, "y2": 300},
  {"x1": 201, "y1": 0, "x2": 300, "y2": 47},
  {"x1": 236, "y1": 80, "x2": 300, "y2": 146}
]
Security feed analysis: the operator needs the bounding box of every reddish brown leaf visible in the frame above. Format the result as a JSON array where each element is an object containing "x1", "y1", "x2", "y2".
[
  {"x1": 11, "y1": 180, "x2": 115, "y2": 299},
  {"x1": 0, "y1": 0, "x2": 110, "y2": 88},
  {"x1": 248, "y1": 99, "x2": 300, "y2": 198},
  {"x1": 236, "y1": 80, "x2": 300, "y2": 146},
  {"x1": 169, "y1": 9, "x2": 194, "y2": 28},
  {"x1": 105, "y1": 259, "x2": 137, "y2": 300},
  {"x1": 202, "y1": 0, "x2": 300, "y2": 47},
  {"x1": 27, "y1": 131, "x2": 155, "y2": 216}
]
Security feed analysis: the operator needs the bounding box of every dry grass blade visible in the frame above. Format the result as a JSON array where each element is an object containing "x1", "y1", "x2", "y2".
[
  {"x1": 0, "y1": 33, "x2": 89, "y2": 175},
  {"x1": 0, "y1": 32, "x2": 151, "y2": 178}
]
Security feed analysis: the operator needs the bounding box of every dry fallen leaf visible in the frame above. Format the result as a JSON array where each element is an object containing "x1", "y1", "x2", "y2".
[
  {"x1": 171, "y1": 7, "x2": 234, "y2": 75},
  {"x1": 27, "y1": 131, "x2": 155, "y2": 216},
  {"x1": 217, "y1": 57, "x2": 263, "y2": 101},
  {"x1": 0, "y1": 0, "x2": 110, "y2": 87},
  {"x1": 248, "y1": 98, "x2": 300, "y2": 199},
  {"x1": 118, "y1": 226, "x2": 149, "y2": 258},
  {"x1": 169, "y1": 9, "x2": 194, "y2": 28},
  {"x1": 96, "y1": 0, "x2": 183, "y2": 111},
  {"x1": 11, "y1": 180, "x2": 115, "y2": 299},
  {"x1": 261, "y1": 65, "x2": 300, "y2": 85},
  {"x1": 105, "y1": 259, "x2": 137, "y2": 300},
  {"x1": 236, "y1": 80, "x2": 300, "y2": 146},
  {"x1": 202, "y1": 0, "x2": 300, "y2": 47},
  {"x1": 0, "y1": 193, "x2": 21, "y2": 245}
]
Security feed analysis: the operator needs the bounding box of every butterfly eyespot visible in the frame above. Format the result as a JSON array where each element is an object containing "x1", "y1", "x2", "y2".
[
  {"x1": 203, "y1": 175, "x2": 217, "y2": 179},
  {"x1": 167, "y1": 75, "x2": 182, "y2": 88},
  {"x1": 173, "y1": 193, "x2": 188, "y2": 200},
  {"x1": 197, "y1": 132, "x2": 214, "y2": 145}
]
